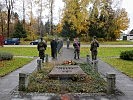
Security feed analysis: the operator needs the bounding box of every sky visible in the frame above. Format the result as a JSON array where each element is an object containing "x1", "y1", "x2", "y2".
[
  {"x1": 122, "y1": 0, "x2": 133, "y2": 32},
  {"x1": 122, "y1": 0, "x2": 133, "y2": 33}
]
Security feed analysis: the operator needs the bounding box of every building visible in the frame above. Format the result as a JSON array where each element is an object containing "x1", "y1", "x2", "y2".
[{"x1": 123, "y1": 34, "x2": 133, "y2": 40}]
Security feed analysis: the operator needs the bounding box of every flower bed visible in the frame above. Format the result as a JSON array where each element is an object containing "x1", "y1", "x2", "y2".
[{"x1": 27, "y1": 63, "x2": 107, "y2": 93}]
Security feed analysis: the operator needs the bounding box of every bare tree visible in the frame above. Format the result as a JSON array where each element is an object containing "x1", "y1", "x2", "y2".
[
  {"x1": 5, "y1": 0, "x2": 15, "y2": 37},
  {"x1": 35, "y1": 0, "x2": 48, "y2": 37},
  {"x1": 39, "y1": 0, "x2": 43, "y2": 37},
  {"x1": 0, "y1": 3, "x2": 4, "y2": 35},
  {"x1": 22, "y1": 0, "x2": 25, "y2": 29},
  {"x1": 49, "y1": 0, "x2": 54, "y2": 35}
]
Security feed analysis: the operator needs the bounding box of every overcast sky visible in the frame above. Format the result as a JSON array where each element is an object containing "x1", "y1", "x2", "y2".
[{"x1": 122, "y1": 0, "x2": 133, "y2": 32}]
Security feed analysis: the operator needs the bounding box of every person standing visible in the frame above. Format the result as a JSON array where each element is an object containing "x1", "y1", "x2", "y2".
[
  {"x1": 37, "y1": 38, "x2": 47, "y2": 62},
  {"x1": 66, "y1": 38, "x2": 70, "y2": 49},
  {"x1": 90, "y1": 36, "x2": 99, "y2": 60},
  {"x1": 50, "y1": 38, "x2": 57, "y2": 59},
  {"x1": 73, "y1": 38, "x2": 80, "y2": 59}
]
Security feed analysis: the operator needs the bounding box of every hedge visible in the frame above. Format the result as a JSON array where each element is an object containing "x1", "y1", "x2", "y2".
[
  {"x1": 0, "y1": 52, "x2": 13, "y2": 61},
  {"x1": 120, "y1": 50, "x2": 133, "y2": 60}
]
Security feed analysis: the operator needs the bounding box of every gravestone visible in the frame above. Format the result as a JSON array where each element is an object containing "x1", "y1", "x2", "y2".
[
  {"x1": 45, "y1": 54, "x2": 49, "y2": 62},
  {"x1": 48, "y1": 65, "x2": 86, "y2": 79},
  {"x1": 37, "y1": 59, "x2": 42, "y2": 71},
  {"x1": 19, "y1": 73, "x2": 29, "y2": 91},
  {"x1": 106, "y1": 73, "x2": 116, "y2": 94}
]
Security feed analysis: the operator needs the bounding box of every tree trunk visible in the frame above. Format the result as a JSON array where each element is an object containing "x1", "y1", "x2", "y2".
[
  {"x1": 0, "y1": 10, "x2": 4, "y2": 35},
  {"x1": 7, "y1": 9, "x2": 10, "y2": 37},
  {"x1": 50, "y1": 0, "x2": 54, "y2": 35},
  {"x1": 23, "y1": 0, "x2": 25, "y2": 29}
]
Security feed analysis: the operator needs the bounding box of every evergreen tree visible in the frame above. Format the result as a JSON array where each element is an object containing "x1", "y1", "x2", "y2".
[
  {"x1": 88, "y1": 0, "x2": 129, "y2": 40},
  {"x1": 12, "y1": 21, "x2": 27, "y2": 38},
  {"x1": 61, "y1": 21, "x2": 77, "y2": 40}
]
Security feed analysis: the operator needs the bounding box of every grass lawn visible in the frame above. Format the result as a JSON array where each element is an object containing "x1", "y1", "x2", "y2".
[
  {"x1": 0, "y1": 47, "x2": 51, "y2": 57},
  {"x1": 0, "y1": 47, "x2": 51, "y2": 77},
  {"x1": 102, "y1": 58, "x2": 133, "y2": 78},
  {"x1": 80, "y1": 47, "x2": 133, "y2": 78},
  {"x1": 80, "y1": 47, "x2": 133, "y2": 58},
  {"x1": 0, "y1": 58, "x2": 33, "y2": 77},
  {"x1": 1, "y1": 47, "x2": 133, "y2": 78},
  {"x1": 99, "y1": 40, "x2": 133, "y2": 45},
  {"x1": 80, "y1": 40, "x2": 133, "y2": 45}
]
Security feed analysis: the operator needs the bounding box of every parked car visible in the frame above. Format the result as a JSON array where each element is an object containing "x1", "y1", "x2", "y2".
[
  {"x1": 4, "y1": 38, "x2": 20, "y2": 45},
  {"x1": 30, "y1": 40, "x2": 40, "y2": 45}
]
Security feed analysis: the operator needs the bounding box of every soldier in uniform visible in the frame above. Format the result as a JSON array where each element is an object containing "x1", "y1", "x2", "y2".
[
  {"x1": 73, "y1": 38, "x2": 80, "y2": 59},
  {"x1": 90, "y1": 36, "x2": 99, "y2": 60},
  {"x1": 37, "y1": 38, "x2": 47, "y2": 62}
]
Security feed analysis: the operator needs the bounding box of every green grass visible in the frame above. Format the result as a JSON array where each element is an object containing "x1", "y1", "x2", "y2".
[
  {"x1": 1, "y1": 47, "x2": 133, "y2": 78},
  {"x1": 102, "y1": 58, "x2": 133, "y2": 78},
  {"x1": 0, "y1": 58, "x2": 33, "y2": 77},
  {"x1": 99, "y1": 40, "x2": 133, "y2": 45},
  {"x1": 79, "y1": 40, "x2": 132, "y2": 45},
  {"x1": 80, "y1": 40, "x2": 133, "y2": 45},
  {"x1": 80, "y1": 47, "x2": 133, "y2": 58},
  {"x1": 0, "y1": 47, "x2": 51, "y2": 77},
  {"x1": 80, "y1": 47, "x2": 133, "y2": 78},
  {"x1": 0, "y1": 47, "x2": 51, "y2": 57}
]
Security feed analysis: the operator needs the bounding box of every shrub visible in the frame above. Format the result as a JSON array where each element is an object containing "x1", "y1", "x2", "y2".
[
  {"x1": 120, "y1": 50, "x2": 133, "y2": 60},
  {"x1": 80, "y1": 36, "x2": 91, "y2": 42},
  {"x1": 0, "y1": 52, "x2": 13, "y2": 61},
  {"x1": 23, "y1": 38, "x2": 32, "y2": 41},
  {"x1": 44, "y1": 36, "x2": 53, "y2": 42}
]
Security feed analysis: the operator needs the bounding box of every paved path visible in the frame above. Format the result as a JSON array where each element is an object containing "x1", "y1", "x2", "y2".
[
  {"x1": 98, "y1": 60, "x2": 133, "y2": 100},
  {"x1": 0, "y1": 58, "x2": 38, "y2": 100},
  {"x1": 0, "y1": 47, "x2": 133, "y2": 100}
]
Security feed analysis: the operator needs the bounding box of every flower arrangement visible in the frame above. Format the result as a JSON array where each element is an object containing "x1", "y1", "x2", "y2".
[{"x1": 62, "y1": 60, "x2": 77, "y2": 65}]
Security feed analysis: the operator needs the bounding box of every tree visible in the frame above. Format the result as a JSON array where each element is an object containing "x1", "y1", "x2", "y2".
[
  {"x1": 22, "y1": 0, "x2": 25, "y2": 29},
  {"x1": 61, "y1": 0, "x2": 90, "y2": 38},
  {"x1": 61, "y1": 21, "x2": 76, "y2": 40},
  {"x1": 89, "y1": 0, "x2": 102, "y2": 38},
  {"x1": 0, "y1": 3, "x2": 4, "y2": 35},
  {"x1": 48, "y1": 0, "x2": 54, "y2": 35},
  {"x1": 44, "y1": 20, "x2": 50, "y2": 34},
  {"x1": 12, "y1": 21, "x2": 27, "y2": 38},
  {"x1": 114, "y1": 8, "x2": 129, "y2": 38},
  {"x1": 5, "y1": 0, "x2": 15, "y2": 37},
  {"x1": 88, "y1": 0, "x2": 129, "y2": 40},
  {"x1": 34, "y1": 0, "x2": 49, "y2": 36},
  {"x1": 129, "y1": 29, "x2": 133, "y2": 34}
]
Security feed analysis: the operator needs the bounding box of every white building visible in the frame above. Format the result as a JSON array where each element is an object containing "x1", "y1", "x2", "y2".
[
  {"x1": 127, "y1": 34, "x2": 133, "y2": 40},
  {"x1": 123, "y1": 34, "x2": 133, "y2": 40}
]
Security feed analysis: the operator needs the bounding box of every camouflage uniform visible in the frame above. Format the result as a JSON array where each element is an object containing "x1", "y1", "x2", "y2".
[
  {"x1": 37, "y1": 39, "x2": 47, "y2": 62},
  {"x1": 73, "y1": 40, "x2": 80, "y2": 59},
  {"x1": 90, "y1": 37, "x2": 99, "y2": 60}
]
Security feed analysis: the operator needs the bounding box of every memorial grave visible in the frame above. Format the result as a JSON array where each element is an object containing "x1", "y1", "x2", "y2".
[
  {"x1": 48, "y1": 65, "x2": 86, "y2": 80},
  {"x1": 24, "y1": 60, "x2": 107, "y2": 93}
]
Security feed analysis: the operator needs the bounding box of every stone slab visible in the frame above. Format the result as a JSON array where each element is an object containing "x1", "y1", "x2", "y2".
[{"x1": 48, "y1": 65, "x2": 86, "y2": 78}]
